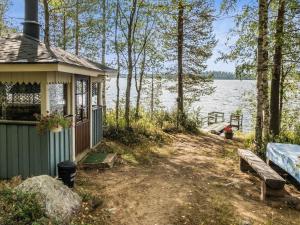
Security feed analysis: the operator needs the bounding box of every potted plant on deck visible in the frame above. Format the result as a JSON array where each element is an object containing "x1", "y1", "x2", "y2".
[
  {"x1": 35, "y1": 112, "x2": 72, "y2": 134},
  {"x1": 224, "y1": 125, "x2": 234, "y2": 139}
]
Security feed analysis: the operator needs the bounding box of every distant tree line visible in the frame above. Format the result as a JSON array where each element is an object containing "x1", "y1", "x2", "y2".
[
  {"x1": 203, "y1": 71, "x2": 254, "y2": 80},
  {"x1": 118, "y1": 71, "x2": 254, "y2": 80}
]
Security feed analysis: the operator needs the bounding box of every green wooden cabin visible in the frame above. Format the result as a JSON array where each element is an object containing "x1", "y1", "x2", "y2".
[{"x1": 0, "y1": 0, "x2": 115, "y2": 179}]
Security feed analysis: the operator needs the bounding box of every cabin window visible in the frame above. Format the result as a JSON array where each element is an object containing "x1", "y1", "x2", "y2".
[
  {"x1": 0, "y1": 82, "x2": 41, "y2": 121},
  {"x1": 75, "y1": 78, "x2": 89, "y2": 122},
  {"x1": 49, "y1": 83, "x2": 67, "y2": 115},
  {"x1": 92, "y1": 82, "x2": 99, "y2": 106}
]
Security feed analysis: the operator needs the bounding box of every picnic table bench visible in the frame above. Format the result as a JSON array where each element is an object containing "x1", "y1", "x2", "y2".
[{"x1": 238, "y1": 149, "x2": 285, "y2": 201}]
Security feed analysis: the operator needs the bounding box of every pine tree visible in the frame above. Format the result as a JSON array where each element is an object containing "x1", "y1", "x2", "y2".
[
  {"x1": 270, "y1": 0, "x2": 286, "y2": 136},
  {"x1": 162, "y1": 0, "x2": 216, "y2": 124}
]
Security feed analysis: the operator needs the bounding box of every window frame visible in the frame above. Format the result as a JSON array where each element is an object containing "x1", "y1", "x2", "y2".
[{"x1": 75, "y1": 76, "x2": 89, "y2": 123}]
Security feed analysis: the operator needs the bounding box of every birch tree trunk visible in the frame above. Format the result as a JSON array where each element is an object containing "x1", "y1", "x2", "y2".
[
  {"x1": 150, "y1": 71, "x2": 154, "y2": 120},
  {"x1": 75, "y1": 0, "x2": 79, "y2": 55},
  {"x1": 135, "y1": 47, "x2": 146, "y2": 119},
  {"x1": 114, "y1": 0, "x2": 120, "y2": 128},
  {"x1": 101, "y1": 0, "x2": 107, "y2": 123},
  {"x1": 177, "y1": 0, "x2": 184, "y2": 127},
  {"x1": 270, "y1": 0, "x2": 286, "y2": 136},
  {"x1": 124, "y1": 0, "x2": 138, "y2": 129},
  {"x1": 255, "y1": 0, "x2": 269, "y2": 150}
]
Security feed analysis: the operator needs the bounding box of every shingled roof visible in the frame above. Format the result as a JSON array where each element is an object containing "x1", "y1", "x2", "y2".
[{"x1": 0, "y1": 33, "x2": 115, "y2": 74}]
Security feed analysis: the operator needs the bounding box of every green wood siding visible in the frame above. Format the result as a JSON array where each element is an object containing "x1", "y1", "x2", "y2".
[
  {"x1": 0, "y1": 125, "x2": 7, "y2": 179},
  {"x1": 48, "y1": 128, "x2": 72, "y2": 176},
  {"x1": 92, "y1": 107, "x2": 103, "y2": 147},
  {"x1": 0, "y1": 123, "x2": 72, "y2": 180}
]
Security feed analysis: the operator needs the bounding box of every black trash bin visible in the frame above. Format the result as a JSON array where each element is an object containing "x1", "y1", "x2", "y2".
[{"x1": 57, "y1": 161, "x2": 76, "y2": 188}]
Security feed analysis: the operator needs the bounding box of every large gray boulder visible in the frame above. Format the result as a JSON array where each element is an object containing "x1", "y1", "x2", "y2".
[{"x1": 16, "y1": 175, "x2": 81, "y2": 223}]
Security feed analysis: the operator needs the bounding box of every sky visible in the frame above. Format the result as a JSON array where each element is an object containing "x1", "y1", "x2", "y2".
[{"x1": 6, "y1": 0, "x2": 238, "y2": 73}]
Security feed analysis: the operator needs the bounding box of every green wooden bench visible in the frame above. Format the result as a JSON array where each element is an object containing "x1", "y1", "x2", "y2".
[{"x1": 238, "y1": 149, "x2": 285, "y2": 201}]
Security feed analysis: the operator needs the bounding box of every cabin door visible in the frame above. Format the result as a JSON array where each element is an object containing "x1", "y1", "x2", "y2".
[{"x1": 75, "y1": 76, "x2": 90, "y2": 156}]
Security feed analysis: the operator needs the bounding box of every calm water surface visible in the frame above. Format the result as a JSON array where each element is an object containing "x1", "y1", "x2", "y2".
[{"x1": 107, "y1": 79, "x2": 256, "y2": 132}]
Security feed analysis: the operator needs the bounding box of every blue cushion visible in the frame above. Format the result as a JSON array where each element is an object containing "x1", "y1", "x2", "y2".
[{"x1": 267, "y1": 143, "x2": 300, "y2": 184}]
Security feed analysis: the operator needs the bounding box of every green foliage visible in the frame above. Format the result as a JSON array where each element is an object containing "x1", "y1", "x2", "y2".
[
  {"x1": 0, "y1": 188, "x2": 50, "y2": 225},
  {"x1": 242, "y1": 122, "x2": 300, "y2": 158},
  {"x1": 273, "y1": 124, "x2": 300, "y2": 145},
  {"x1": 154, "y1": 110, "x2": 177, "y2": 131},
  {"x1": 173, "y1": 194, "x2": 240, "y2": 225},
  {"x1": 77, "y1": 189, "x2": 94, "y2": 202},
  {"x1": 35, "y1": 112, "x2": 72, "y2": 134},
  {"x1": 234, "y1": 108, "x2": 242, "y2": 116},
  {"x1": 105, "y1": 109, "x2": 167, "y2": 145},
  {"x1": 105, "y1": 108, "x2": 201, "y2": 145},
  {"x1": 0, "y1": 0, "x2": 14, "y2": 36},
  {"x1": 203, "y1": 70, "x2": 254, "y2": 80}
]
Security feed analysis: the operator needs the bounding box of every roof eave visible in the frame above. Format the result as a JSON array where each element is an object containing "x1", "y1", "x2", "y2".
[
  {"x1": 0, "y1": 62, "x2": 105, "y2": 77},
  {"x1": 103, "y1": 70, "x2": 118, "y2": 77},
  {"x1": 57, "y1": 63, "x2": 103, "y2": 77}
]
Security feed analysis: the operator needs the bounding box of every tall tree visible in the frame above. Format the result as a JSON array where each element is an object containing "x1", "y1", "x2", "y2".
[
  {"x1": 120, "y1": 0, "x2": 139, "y2": 128},
  {"x1": 134, "y1": 11, "x2": 155, "y2": 119},
  {"x1": 0, "y1": 0, "x2": 10, "y2": 36},
  {"x1": 62, "y1": 1, "x2": 68, "y2": 50},
  {"x1": 255, "y1": 0, "x2": 269, "y2": 150},
  {"x1": 114, "y1": 0, "x2": 121, "y2": 127},
  {"x1": 100, "y1": 0, "x2": 107, "y2": 123},
  {"x1": 75, "y1": 0, "x2": 79, "y2": 55},
  {"x1": 220, "y1": 0, "x2": 299, "y2": 134},
  {"x1": 134, "y1": 46, "x2": 146, "y2": 118},
  {"x1": 177, "y1": 0, "x2": 184, "y2": 124},
  {"x1": 270, "y1": 0, "x2": 286, "y2": 136},
  {"x1": 43, "y1": 0, "x2": 50, "y2": 47},
  {"x1": 162, "y1": 0, "x2": 216, "y2": 124}
]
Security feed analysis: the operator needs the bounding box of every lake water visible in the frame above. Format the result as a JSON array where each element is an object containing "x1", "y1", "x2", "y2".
[{"x1": 106, "y1": 78, "x2": 256, "y2": 132}]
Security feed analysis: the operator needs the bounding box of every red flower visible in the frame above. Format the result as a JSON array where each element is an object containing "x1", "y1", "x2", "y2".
[{"x1": 224, "y1": 126, "x2": 233, "y2": 133}]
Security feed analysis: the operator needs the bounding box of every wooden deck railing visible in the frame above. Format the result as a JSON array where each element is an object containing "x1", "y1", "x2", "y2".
[{"x1": 201, "y1": 112, "x2": 225, "y2": 127}]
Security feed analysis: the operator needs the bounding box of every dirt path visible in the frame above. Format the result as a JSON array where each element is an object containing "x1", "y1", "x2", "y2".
[{"x1": 76, "y1": 133, "x2": 300, "y2": 225}]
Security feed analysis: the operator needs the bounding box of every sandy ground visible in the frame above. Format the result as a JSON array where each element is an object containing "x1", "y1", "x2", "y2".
[{"x1": 76, "y1": 133, "x2": 300, "y2": 225}]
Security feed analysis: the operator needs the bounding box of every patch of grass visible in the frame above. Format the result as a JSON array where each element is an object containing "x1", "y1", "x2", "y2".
[
  {"x1": 223, "y1": 147, "x2": 239, "y2": 160},
  {"x1": 122, "y1": 153, "x2": 140, "y2": 165},
  {"x1": 264, "y1": 210, "x2": 300, "y2": 225},
  {"x1": 173, "y1": 192, "x2": 240, "y2": 225},
  {"x1": 96, "y1": 140, "x2": 171, "y2": 165},
  {"x1": 0, "y1": 176, "x2": 22, "y2": 190},
  {"x1": 77, "y1": 188, "x2": 95, "y2": 202},
  {"x1": 72, "y1": 189, "x2": 110, "y2": 225}
]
